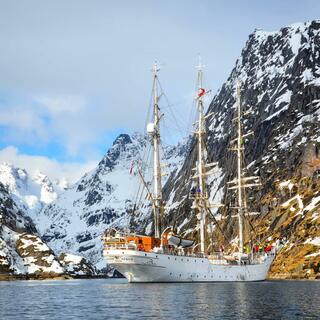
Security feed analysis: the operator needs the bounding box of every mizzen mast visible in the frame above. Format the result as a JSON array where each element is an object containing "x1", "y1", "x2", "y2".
[
  {"x1": 147, "y1": 62, "x2": 163, "y2": 238},
  {"x1": 236, "y1": 84, "x2": 245, "y2": 254},
  {"x1": 228, "y1": 83, "x2": 260, "y2": 255}
]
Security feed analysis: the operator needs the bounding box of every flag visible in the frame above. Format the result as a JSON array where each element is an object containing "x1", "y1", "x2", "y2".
[{"x1": 198, "y1": 88, "x2": 206, "y2": 97}]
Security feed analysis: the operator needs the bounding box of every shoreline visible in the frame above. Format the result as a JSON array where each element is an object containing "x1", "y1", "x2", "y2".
[
  {"x1": 0, "y1": 273, "x2": 124, "y2": 281},
  {"x1": 1, "y1": 274, "x2": 319, "y2": 281}
]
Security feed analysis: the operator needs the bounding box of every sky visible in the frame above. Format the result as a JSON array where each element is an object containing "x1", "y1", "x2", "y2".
[{"x1": 0, "y1": 0, "x2": 319, "y2": 183}]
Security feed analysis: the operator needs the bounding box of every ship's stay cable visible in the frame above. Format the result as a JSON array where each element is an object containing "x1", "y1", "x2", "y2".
[
  {"x1": 157, "y1": 80, "x2": 190, "y2": 140},
  {"x1": 131, "y1": 75, "x2": 159, "y2": 215},
  {"x1": 206, "y1": 207, "x2": 230, "y2": 244},
  {"x1": 132, "y1": 144, "x2": 152, "y2": 213}
]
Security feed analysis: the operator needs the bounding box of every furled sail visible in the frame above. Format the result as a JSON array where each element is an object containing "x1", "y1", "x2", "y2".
[{"x1": 167, "y1": 234, "x2": 195, "y2": 248}]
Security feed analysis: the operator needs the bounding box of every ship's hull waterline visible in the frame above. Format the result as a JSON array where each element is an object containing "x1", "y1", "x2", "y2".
[{"x1": 104, "y1": 249, "x2": 274, "y2": 283}]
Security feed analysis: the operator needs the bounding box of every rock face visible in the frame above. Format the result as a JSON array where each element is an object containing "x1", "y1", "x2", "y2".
[
  {"x1": 40, "y1": 133, "x2": 188, "y2": 268},
  {"x1": 58, "y1": 253, "x2": 97, "y2": 277}
]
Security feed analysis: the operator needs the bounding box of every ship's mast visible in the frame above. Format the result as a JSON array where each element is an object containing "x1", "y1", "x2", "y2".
[
  {"x1": 228, "y1": 83, "x2": 261, "y2": 256},
  {"x1": 191, "y1": 58, "x2": 222, "y2": 254},
  {"x1": 150, "y1": 62, "x2": 162, "y2": 238},
  {"x1": 195, "y1": 58, "x2": 207, "y2": 254},
  {"x1": 236, "y1": 84, "x2": 244, "y2": 254}
]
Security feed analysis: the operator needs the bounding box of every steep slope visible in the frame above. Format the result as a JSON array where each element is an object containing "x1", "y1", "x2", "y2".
[
  {"x1": 40, "y1": 133, "x2": 187, "y2": 268},
  {"x1": 151, "y1": 21, "x2": 320, "y2": 278}
]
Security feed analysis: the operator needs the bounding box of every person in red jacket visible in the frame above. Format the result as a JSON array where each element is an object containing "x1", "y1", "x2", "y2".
[
  {"x1": 265, "y1": 244, "x2": 272, "y2": 252},
  {"x1": 137, "y1": 239, "x2": 144, "y2": 251}
]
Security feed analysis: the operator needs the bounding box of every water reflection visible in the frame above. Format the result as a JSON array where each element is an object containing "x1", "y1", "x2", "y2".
[{"x1": 0, "y1": 279, "x2": 319, "y2": 319}]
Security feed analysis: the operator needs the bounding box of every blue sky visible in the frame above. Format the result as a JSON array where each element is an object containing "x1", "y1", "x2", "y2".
[{"x1": 0, "y1": 0, "x2": 319, "y2": 181}]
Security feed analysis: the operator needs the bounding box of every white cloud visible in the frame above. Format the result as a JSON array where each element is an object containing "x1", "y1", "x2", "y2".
[
  {"x1": 0, "y1": 93, "x2": 114, "y2": 158},
  {"x1": 0, "y1": 104, "x2": 49, "y2": 144},
  {"x1": 35, "y1": 95, "x2": 87, "y2": 115},
  {"x1": 0, "y1": 146, "x2": 97, "y2": 184}
]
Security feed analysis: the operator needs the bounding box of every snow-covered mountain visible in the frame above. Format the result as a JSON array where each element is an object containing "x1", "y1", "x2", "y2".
[
  {"x1": 0, "y1": 164, "x2": 100, "y2": 278},
  {"x1": 0, "y1": 163, "x2": 68, "y2": 219},
  {"x1": 39, "y1": 132, "x2": 188, "y2": 268}
]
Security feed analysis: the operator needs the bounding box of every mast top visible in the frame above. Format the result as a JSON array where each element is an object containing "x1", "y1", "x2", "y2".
[
  {"x1": 196, "y1": 55, "x2": 205, "y2": 72},
  {"x1": 152, "y1": 61, "x2": 160, "y2": 77}
]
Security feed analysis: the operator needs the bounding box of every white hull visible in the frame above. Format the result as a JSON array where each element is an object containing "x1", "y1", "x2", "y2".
[{"x1": 104, "y1": 249, "x2": 275, "y2": 283}]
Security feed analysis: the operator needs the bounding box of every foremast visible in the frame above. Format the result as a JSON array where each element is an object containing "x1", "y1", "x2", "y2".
[
  {"x1": 228, "y1": 83, "x2": 260, "y2": 256},
  {"x1": 147, "y1": 62, "x2": 163, "y2": 239}
]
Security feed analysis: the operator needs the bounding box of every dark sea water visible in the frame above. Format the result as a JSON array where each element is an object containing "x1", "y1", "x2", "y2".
[{"x1": 0, "y1": 279, "x2": 319, "y2": 320}]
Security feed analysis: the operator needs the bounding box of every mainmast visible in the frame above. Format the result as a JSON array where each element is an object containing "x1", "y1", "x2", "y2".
[
  {"x1": 147, "y1": 62, "x2": 163, "y2": 238},
  {"x1": 191, "y1": 57, "x2": 217, "y2": 254},
  {"x1": 196, "y1": 59, "x2": 206, "y2": 254}
]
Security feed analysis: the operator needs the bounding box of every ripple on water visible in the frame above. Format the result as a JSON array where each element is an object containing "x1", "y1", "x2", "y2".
[{"x1": 0, "y1": 279, "x2": 319, "y2": 319}]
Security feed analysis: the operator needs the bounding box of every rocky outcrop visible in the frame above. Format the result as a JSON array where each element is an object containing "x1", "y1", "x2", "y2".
[
  {"x1": 15, "y1": 233, "x2": 64, "y2": 277},
  {"x1": 58, "y1": 253, "x2": 97, "y2": 277}
]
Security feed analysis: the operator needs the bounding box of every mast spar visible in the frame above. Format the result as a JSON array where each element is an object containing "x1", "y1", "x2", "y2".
[
  {"x1": 228, "y1": 82, "x2": 261, "y2": 258},
  {"x1": 147, "y1": 62, "x2": 163, "y2": 239},
  {"x1": 236, "y1": 83, "x2": 244, "y2": 254},
  {"x1": 196, "y1": 58, "x2": 206, "y2": 254},
  {"x1": 192, "y1": 57, "x2": 221, "y2": 255}
]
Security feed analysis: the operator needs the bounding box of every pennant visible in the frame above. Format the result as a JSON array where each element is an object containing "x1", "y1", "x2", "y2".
[{"x1": 198, "y1": 88, "x2": 206, "y2": 97}]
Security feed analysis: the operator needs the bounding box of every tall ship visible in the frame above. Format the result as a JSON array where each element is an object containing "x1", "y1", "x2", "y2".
[{"x1": 103, "y1": 61, "x2": 276, "y2": 282}]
